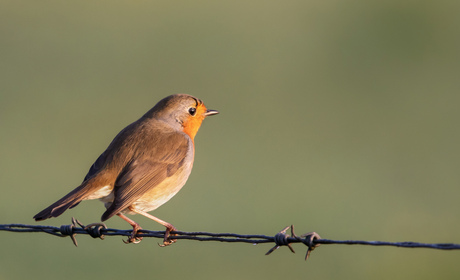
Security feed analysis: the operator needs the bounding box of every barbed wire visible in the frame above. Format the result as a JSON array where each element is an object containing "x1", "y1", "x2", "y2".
[{"x1": 1, "y1": 219, "x2": 459, "y2": 261}]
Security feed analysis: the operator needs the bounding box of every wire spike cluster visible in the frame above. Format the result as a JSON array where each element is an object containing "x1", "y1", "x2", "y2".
[
  {"x1": 1, "y1": 219, "x2": 460, "y2": 261},
  {"x1": 265, "y1": 225, "x2": 321, "y2": 260}
]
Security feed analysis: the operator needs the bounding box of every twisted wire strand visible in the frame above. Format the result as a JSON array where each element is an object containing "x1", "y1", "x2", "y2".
[{"x1": 1, "y1": 221, "x2": 459, "y2": 261}]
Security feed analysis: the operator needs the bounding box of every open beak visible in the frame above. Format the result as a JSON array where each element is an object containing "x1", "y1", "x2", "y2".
[{"x1": 204, "y1": 109, "x2": 219, "y2": 116}]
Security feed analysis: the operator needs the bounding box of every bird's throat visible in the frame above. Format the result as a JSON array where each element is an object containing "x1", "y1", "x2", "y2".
[{"x1": 182, "y1": 117, "x2": 204, "y2": 141}]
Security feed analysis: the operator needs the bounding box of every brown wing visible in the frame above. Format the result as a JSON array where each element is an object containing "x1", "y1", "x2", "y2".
[{"x1": 101, "y1": 132, "x2": 191, "y2": 221}]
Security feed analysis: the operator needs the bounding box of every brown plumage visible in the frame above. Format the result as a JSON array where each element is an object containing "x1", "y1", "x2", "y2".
[{"x1": 33, "y1": 94, "x2": 218, "y2": 245}]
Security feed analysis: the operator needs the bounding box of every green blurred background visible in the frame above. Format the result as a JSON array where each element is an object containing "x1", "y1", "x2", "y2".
[{"x1": 1, "y1": 0, "x2": 459, "y2": 279}]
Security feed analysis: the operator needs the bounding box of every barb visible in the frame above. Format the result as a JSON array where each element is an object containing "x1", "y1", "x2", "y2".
[{"x1": 1, "y1": 221, "x2": 459, "y2": 261}]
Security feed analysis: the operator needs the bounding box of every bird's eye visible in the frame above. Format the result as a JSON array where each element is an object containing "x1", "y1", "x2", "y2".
[{"x1": 188, "y1": 107, "x2": 196, "y2": 116}]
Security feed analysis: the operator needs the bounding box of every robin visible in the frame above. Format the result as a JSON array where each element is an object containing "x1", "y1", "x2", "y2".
[{"x1": 33, "y1": 94, "x2": 218, "y2": 246}]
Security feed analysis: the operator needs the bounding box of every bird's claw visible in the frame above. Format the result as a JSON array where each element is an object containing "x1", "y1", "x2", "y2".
[
  {"x1": 123, "y1": 226, "x2": 143, "y2": 244},
  {"x1": 123, "y1": 236, "x2": 143, "y2": 244},
  {"x1": 158, "y1": 226, "x2": 177, "y2": 247}
]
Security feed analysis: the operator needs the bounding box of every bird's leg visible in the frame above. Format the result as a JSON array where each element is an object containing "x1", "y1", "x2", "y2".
[
  {"x1": 128, "y1": 207, "x2": 177, "y2": 246},
  {"x1": 117, "y1": 213, "x2": 143, "y2": 244}
]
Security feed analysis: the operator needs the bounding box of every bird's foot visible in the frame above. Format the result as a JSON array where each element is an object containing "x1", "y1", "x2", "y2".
[
  {"x1": 159, "y1": 225, "x2": 177, "y2": 247},
  {"x1": 123, "y1": 224, "x2": 143, "y2": 244}
]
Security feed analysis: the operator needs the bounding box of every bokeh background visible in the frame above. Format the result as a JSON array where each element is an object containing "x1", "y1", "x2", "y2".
[{"x1": 1, "y1": 1, "x2": 459, "y2": 279}]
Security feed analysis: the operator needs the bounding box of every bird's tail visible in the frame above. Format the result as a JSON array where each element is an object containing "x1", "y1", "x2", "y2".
[{"x1": 33, "y1": 179, "x2": 101, "y2": 221}]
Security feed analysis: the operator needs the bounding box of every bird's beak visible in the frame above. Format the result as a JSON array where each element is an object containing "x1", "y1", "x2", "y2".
[{"x1": 204, "y1": 109, "x2": 219, "y2": 116}]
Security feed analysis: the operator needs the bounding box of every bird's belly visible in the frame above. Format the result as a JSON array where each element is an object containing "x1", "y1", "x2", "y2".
[{"x1": 129, "y1": 165, "x2": 192, "y2": 213}]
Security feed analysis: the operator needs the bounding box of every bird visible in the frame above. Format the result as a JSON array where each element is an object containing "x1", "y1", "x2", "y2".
[{"x1": 33, "y1": 94, "x2": 218, "y2": 245}]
